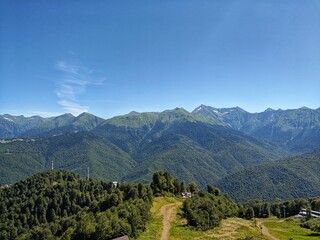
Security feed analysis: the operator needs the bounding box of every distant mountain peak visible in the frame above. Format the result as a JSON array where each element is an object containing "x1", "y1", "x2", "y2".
[
  {"x1": 53, "y1": 113, "x2": 74, "y2": 119},
  {"x1": 161, "y1": 107, "x2": 189, "y2": 115},
  {"x1": 232, "y1": 106, "x2": 246, "y2": 112},
  {"x1": 264, "y1": 108, "x2": 275, "y2": 112},
  {"x1": 128, "y1": 111, "x2": 140, "y2": 115},
  {"x1": 63, "y1": 113, "x2": 74, "y2": 117},
  {"x1": 193, "y1": 105, "x2": 203, "y2": 112},
  {"x1": 193, "y1": 104, "x2": 210, "y2": 112},
  {"x1": 77, "y1": 112, "x2": 91, "y2": 117},
  {"x1": 173, "y1": 107, "x2": 188, "y2": 112},
  {"x1": 76, "y1": 112, "x2": 101, "y2": 120}
]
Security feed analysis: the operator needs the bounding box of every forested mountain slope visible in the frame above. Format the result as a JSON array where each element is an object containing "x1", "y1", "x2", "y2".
[
  {"x1": 193, "y1": 105, "x2": 320, "y2": 154},
  {"x1": 0, "y1": 114, "x2": 46, "y2": 139},
  {"x1": 0, "y1": 132, "x2": 135, "y2": 184},
  {"x1": 216, "y1": 153, "x2": 320, "y2": 202},
  {"x1": 93, "y1": 108, "x2": 285, "y2": 186},
  {"x1": 0, "y1": 108, "x2": 285, "y2": 186}
]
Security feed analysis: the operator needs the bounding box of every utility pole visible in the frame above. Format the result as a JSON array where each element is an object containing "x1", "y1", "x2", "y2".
[{"x1": 87, "y1": 167, "x2": 90, "y2": 179}]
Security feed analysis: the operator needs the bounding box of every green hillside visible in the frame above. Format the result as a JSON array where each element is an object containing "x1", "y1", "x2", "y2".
[
  {"x1": 1, "y1": 108, "x2": 285, "y2": 187},
  {"x1": 20, "y1": 113, "x2": 75, "y2": 137},
  {"x1": 216, "y1": 153, "x2": 320, "y2": 202},
  {"x1": 0, "y1": 139, "x2": 46, "y2": 184},
  {"x1": 0, "y1": 132, "x2": 135, "y2": 184},
  {"x1": 94, "y1": 109, "x2": 285, "y2": 186},
  {"x1": 124, "y1": 121, "x2": 285, "y2": 186}
]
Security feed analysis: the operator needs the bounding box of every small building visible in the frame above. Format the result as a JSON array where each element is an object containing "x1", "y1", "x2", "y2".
[
  {"x1": 112, "y1": 181, "x2": 118, "y2": 188},
  {"x1": 298, "y1": 208, "x2": 320, "y2": 218},
  {"x1": 181, "y1": 192, "x2": 192, "y2": 198}
]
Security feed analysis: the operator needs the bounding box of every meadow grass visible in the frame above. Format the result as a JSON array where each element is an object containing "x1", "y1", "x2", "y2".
[
  {"x1": 138, "y1": 197, "x2": 320, "y2": 240},
  {"x1": 170, "y1": 212, "x2": 268, "y2": 240},
  {"x1": 261, "y1": 217, "x2": 320, "y2": 240}
]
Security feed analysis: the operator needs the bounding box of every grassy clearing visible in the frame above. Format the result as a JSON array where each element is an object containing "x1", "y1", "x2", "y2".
[
  {"x1": 138, "y1": 197, "x2": 320, "y2": 240},
  {"x1": 170, "y1": 212, "x2": 268, "y2": 240},
  {"x1": 139, "y1": 197, "x2": 267, "y2": 240},
  {"x1": 260, "y1": 217, "x2": 320, "y2": 240}
]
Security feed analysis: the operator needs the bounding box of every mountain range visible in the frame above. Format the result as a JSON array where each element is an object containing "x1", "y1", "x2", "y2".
[
  {"x1": 193, "y1": 105, "x2": 320, "y2": 154},
  {"x1": 1, "y1": 105, "x2": 320, "y2": 201},
  {"x1": 0, "y1": 112, "x2": 104, "y2": 139}
]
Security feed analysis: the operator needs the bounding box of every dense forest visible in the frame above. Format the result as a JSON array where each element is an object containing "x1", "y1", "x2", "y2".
[
  {"x1": 216, "y1": 153, "x2": 320, "y2": 202},
  {"x1": 1, "y1": 170, "x2": 320, "y2": 239},
  {"x1": 0, "y1": 169, "x2": 241, "y2": 239},
  {"x1": 0, "y1": 170, "x2": 153, "y2": 240},
  {"x1": 242, "y1": 198, "x2": 320, "y2": 219}
]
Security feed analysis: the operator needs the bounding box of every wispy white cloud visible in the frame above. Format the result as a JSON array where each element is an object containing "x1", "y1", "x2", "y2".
[
  {"x1": 54, "y1": 60, "x2": 105, "y2": 116},
  {"x1": 57, "y1": 100, "x2": 89, "y2": 116},
  {"x1": 55, "y1": 61, "x2": 81, "y2": 75},
  {"x1": 56, "y1": 84, "x2": 76, "y2": 100}
]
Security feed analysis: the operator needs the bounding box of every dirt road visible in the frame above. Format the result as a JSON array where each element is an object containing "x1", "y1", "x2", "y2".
[
  {"x1": 160, "y1": 201, "x2": 182, "y2": 240},
  {"x1": 257, "y1": 220, "x2": 279, "y2": 240}
]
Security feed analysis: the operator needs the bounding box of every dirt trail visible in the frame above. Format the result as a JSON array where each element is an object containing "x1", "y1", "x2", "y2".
[
  {"x1": 257, "y1": 220, "x2": 279, "y2": 240},
  {"x1": 160, "y1": 202, "x2": 182, "y2": 240}
]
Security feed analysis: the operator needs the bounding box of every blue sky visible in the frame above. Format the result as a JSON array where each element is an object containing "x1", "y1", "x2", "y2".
[{"x1": 1, "y1": 0, "x2": 320, "y2": 118}]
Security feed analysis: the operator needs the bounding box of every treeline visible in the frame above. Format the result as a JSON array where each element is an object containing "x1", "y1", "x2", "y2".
[
  {"x1": 182, "y1": 184, "x2": 238, "y2": 230},
  {"x1": 0, "y1": 170, "x2": 153, "y2": 240},
  {"x1": 242, "y1": 198, "x2": 320, "y2": 219},
  {"x1": 150, "y1": 170, "x2": 198, "y2": 196},
  {"x1": 2, "y1": 169, "x2": 320, "y2": 238}
]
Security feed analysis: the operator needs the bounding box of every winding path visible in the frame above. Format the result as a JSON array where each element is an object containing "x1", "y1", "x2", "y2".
[
  {"x1": 257, "y1": 219, "x2": 279, "y2": 240},
  {"x1": 159, "y1": 202, "x2": 182, "y2": 240}
]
